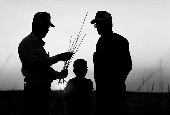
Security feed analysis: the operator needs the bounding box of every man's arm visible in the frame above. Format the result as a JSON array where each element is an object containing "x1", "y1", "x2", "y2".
[
  {"x1": 33, "y1": 54, "x2": 61, "y2": 68},
  {"x1": 50, "y1": 68, "x2": 68, "y2": 81},
  {"x1": 19, "y1": 42, "x2": 60, "y2": 68},
  {"x1": 122, "y1": 40, "x2": 132, "y2": 75},
  {"x1": 113, "y1": 39, "x2": 132, "y2": 82}
]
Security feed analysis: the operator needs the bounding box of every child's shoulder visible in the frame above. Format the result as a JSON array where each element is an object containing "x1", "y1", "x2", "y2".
[
  {"x1": 67, "y1": 77, "x2": 93, "y2": 86},
  {"x1": 79, "y1": 78, "x2": 93, "y2": 84},
  {"x1": 85, "y1": 78, "x2": 93, "y2": 83}
]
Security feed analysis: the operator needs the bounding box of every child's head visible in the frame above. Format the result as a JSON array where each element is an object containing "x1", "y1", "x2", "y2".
[{"x1": 73, "y1": 59, "x2": 88, "y2": 78}]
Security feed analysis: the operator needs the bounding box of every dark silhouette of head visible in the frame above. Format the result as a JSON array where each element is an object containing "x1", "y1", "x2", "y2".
[
  {"x1": 73, "y1": 59, "x2": 88, "y2": 78},
  {"x1": 95, "y1": 19, "x2": 113, "y2": 35},
  {"x1": 32, "y1": 12, "x2": 55, "y2": 39},
  {"x1": 91, "y1": 11, "x2": 113, "y2": 36}
]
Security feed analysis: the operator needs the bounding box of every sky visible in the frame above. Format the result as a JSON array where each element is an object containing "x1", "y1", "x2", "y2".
[{"x1": 0, "y1": 0, "x2": 170, "y2": 92}]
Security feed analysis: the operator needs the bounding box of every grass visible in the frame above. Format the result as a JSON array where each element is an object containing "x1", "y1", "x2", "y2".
[
  {"x1": 1, "y1": 88, "x2": 170, "y2": 115},
  {"x1": 125, "y1": 91, "x2": 170, "y2": 115},
  {"x1": 125, "y1": 75, "x2": 170, "y2": 115},
  {"x1": 0, "y1": 90, "x2": 97, "y2": 115}
]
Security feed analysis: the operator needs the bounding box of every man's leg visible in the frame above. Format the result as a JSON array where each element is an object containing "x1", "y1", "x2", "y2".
[
  {"x1": 23, "y1": 82, "x2": 50, "y2": 115},
  {"x1": 22, "y1": 82, "x2": 38, "y2": 115},
  {"x1": 95, "y1": 75, "x2": 107, "y2": 115},
  {"x1": 36, "y1": 82, "x2": 51, "y2": 115}
]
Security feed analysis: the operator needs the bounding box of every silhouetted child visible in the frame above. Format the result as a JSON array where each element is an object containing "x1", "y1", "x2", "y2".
[{"x1": 65, "y1": 59, "x2": 93, "y2": 115}]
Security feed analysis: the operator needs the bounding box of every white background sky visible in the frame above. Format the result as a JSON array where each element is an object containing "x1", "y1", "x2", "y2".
[{"x1": 0, "y1": 0, "x2": 170, "y2": 92}]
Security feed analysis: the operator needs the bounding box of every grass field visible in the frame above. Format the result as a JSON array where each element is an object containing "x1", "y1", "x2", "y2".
[
  {"x1": 125, "y1": 91, "x2": 170, "y2": 115},
  {"x1": 0, "y1": 90, "x2": 97, "y2": 115},
  {"x1": 0, "y1": 90, "x2": 170, "y2": 115}
]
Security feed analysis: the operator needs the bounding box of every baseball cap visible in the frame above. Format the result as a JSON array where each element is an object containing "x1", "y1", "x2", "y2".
[
  {"x1": 91, "y1": 11, "x2": 112, "y2": 24},
  {"x1": 33, "y1": 12, "x2": 55, "y2": 27}
]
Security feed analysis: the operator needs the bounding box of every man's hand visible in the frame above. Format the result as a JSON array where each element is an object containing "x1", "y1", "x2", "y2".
[
  {"x1": 60, "y1": 69, "x2": 68, "y2": 79},
  {"x1": 58, "y1": 52, "x2": 74, "y2": 61},
  {"x1": 52, "y1": 69, "x2": 68, "y2": 80}
]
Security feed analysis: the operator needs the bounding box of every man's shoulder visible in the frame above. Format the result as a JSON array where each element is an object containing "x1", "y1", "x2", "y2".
[
  {"x1": 18, "y1": 34, "x2": 37, "y2": 53},
  {"x1": 108, "y1": 33, "x2": 129, "y2": 48},
  {"x1": 113, "y1": 33, "x2": 127, "y2": 41},
  {"x1": 100, "y1": 33, "x2": 128, "y2": 45},
  {"x1": 19, "y1": 34, "x2": 34, "y2": 47}
]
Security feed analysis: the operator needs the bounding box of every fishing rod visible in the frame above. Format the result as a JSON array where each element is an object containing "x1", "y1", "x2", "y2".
[
  {"x1": 70, "y1": 12, "x2": 88, "y2": 53},
  {"x1": 64, "y1": 12, "x2": 88, "y2": 69},
  {"x1": 64, "y1": 33, "x2": 86, "y2": 69},
  {"x1": 57, "y1": 12, "x2": 88, "y2": 86}
]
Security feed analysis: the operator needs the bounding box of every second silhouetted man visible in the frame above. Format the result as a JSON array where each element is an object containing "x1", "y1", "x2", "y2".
[{"x1": 91, "y1": 11, "x2": 132, "y2": 114}]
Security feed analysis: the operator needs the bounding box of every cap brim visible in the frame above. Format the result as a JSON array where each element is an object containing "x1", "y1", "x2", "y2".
[
  {"x1": 91, "y1": 19, "x2": 99, "y2": 24},
  {"x1": 50, "y1": 23, "x2": 55, "y2": 27},
  {"x1": 90, "y1": 18, "x2": 105, "y2": 24}
]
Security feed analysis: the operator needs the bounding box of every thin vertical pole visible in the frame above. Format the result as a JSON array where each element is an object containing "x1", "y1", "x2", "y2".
[{"x1": 151, "y1": 81, "x2": 154, "y2": 92}]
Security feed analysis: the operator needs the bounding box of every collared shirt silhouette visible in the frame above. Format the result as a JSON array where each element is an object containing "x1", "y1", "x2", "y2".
[
  {"x1": 65, "y1": 59, "x2": 93, "y2": 115},
  {"x1": 18, "y1": 12, "x2": 73, "y2": 115},
  {"x1": 18, "y1": 12, "x2": 73, "y2": 83},
  {"x1": 91, "y1": 11, "x2": 132, "y2": 115},
  {"x1": 19, "y1": 32, "x2": 56, "y2": 82}
]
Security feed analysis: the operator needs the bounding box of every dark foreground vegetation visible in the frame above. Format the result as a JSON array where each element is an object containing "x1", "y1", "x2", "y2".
[
  {"x1": 125, "y1": 91, "x2": 170, "y2": 115},
  {"x1": 0, "y1": 90, "x2": 170, "y2": 115},
  {"x1": 0, "y1": 90, "x2": 97, "y2": 115}
]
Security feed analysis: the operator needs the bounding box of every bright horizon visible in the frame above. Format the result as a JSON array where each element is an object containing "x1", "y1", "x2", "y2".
[{"x1": 1, "y1": 0, "x2": 170, "y2": 92}]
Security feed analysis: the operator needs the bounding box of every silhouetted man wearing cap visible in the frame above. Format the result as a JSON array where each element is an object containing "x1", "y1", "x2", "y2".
[
  {"x1": 18, "y1": 12, "x2": 73, "y2": 115},
  {"x1": 91, "y1": 11, "x2": 132, "y2": 114}
]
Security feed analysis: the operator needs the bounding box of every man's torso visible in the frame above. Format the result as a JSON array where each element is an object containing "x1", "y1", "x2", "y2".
[
  {"x1": 18, "y1": 33, "x2": 51, "y2": 83},
  {"x1": 94, "y1": 32, "x2": 132, "y2": 81}
]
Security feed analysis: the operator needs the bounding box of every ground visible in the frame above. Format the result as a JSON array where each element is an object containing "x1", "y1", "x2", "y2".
[{"x1": 0, "y1": 90, "x2": 170, "y2": 115}]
